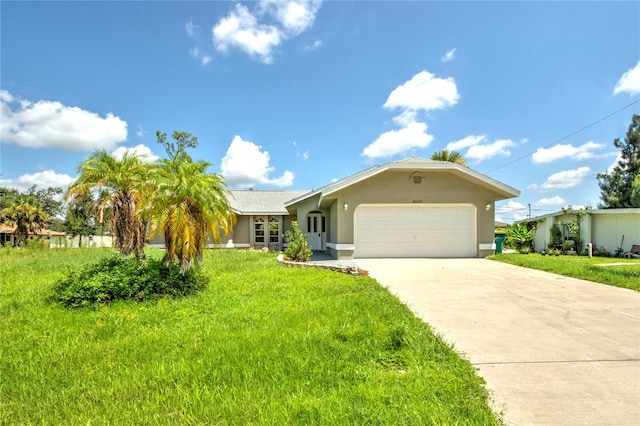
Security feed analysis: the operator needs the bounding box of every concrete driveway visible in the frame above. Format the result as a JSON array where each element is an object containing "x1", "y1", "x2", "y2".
[{"x1": 354, "y1": 258, "x2": 640, "y2": 426}]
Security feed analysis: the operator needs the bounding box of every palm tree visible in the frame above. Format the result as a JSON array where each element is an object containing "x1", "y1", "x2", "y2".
[
  {"x1": 66, "y1": 150, "x2": 150, "y2": 259},
  {"x1": 0, "y1": 196, "x2": 50, "y2": 246},
  {"x1": 149, "y1": 156, "x2": 235, "y2": 274},
  {"x1": 431, "y1": 149, "x2": 466, "y2": 166}
]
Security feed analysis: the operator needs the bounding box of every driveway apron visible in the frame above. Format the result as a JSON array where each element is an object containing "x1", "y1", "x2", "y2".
[{"x1": 354, "y1": 258, "x2": 640, "y2": 426}]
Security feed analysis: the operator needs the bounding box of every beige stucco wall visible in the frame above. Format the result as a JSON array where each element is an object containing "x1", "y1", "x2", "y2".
[
  {"x1": 336, "y1": 170, "x2": 497, "y2": 256},
  {"x1": 591, "y1": 213, "x2": 640, "y2": 253},
  {"x1": 221, "y1": 215, "x2": 250, "y2": 246},
  {"x1": 292, "y1": 170, "x2": 504, "y2": 258}
]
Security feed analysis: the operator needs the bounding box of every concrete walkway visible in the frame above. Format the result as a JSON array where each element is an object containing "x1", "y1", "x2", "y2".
[{"x1": 354, "y1": 258, "x2": 640, "y2": 426}]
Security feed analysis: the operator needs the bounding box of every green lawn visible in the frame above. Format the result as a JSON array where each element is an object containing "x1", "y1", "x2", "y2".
[
  {"x1": 491, "y1": 253, "x2": 640, "y2": 291},
  {"x1": 0, "y1": 248, "x2": 499, "y2": 425}
]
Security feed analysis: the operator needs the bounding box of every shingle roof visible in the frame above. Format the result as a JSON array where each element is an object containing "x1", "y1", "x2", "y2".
[{"x1": 229, "y1": 190, "x2": 310, "y2": 215}]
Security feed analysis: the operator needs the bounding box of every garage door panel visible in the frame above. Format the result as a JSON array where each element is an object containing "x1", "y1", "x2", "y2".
[{"x1": 355, "y1": 204, "x2": 476, "y2": 258}]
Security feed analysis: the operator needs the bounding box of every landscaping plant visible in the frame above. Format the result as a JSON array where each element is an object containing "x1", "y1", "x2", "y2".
[
  {"x1": 505, "y1": 222, "x2": 535, "y2": 253},
  {"x1": 283, "y1": 220, "x2": 312, "y2": 262}
]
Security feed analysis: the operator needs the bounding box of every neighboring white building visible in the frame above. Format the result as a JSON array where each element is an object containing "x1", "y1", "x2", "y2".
[{"x1": 519, "y1": 208, "x2": 640, "y2": 254}]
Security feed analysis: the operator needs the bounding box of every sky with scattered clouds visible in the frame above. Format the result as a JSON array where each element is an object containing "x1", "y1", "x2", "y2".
[{"x1": 1, "y1": 1, "x2": 638, "y2": 223}]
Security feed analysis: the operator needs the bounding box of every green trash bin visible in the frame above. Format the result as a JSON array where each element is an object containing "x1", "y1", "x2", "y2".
[{"x1": 494, "y1": 234, "x2": 506, "y2": 254}]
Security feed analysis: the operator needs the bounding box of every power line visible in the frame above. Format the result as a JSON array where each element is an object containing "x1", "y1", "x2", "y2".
[{"x1": 486, "y1": 99, "x2": 639, "y2": 173}]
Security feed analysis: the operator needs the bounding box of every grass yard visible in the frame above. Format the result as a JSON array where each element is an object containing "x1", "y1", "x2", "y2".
[
  {"x1": 0, "y1": 248, "x2": 499, "y2": 425},
  {"x1": 491, "y1": 253, "x2": 640, "y2": 291}
]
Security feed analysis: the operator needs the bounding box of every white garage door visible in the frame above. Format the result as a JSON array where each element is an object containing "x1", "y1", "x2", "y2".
[{"x1": 354, "y1": 204, "x2": 477, "y2": 258}]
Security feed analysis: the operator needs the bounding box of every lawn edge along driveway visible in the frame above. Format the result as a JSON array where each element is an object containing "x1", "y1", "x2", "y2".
[{"x1": 355, "y1": 258, "x2": 640, "y2": 426}]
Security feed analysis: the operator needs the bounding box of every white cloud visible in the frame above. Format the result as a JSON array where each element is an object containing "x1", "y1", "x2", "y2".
[
  {"x1": 384, "y1": 71, "x2": 459, "y2": 112},
  {"x1": 1, "y1": 170, "x2": 75, "y2": 192},
  {"x1": 513, "y1": 213, "x2": 528, "y2": 221},
  {"x1": 540, "y1": 167, "x2": 591, "y2": 192},
  {"x1": 497, "y1": 200, "x2": 526, "y2": 213},
  {"x1": 111, "y1": 144, "x2": 159, "y2": 163},
  {"x1": 364, "y1": 70, "x2": 457, "y2": 159},
  {"x1": 613, "y1": 60, "x2": 640, "y2": 96},
  {"x1": 292, "y1": 141, "x2": 310, "y2": 160},
  {"x1": 189, "y1": 46, "x2": 213, "y2": 66},
  {"x1": 221, "y1": 135, "x2": 294, "y2": 188},
  {"x1": 446, "y1": 134, "x2": 516, "y2": 162},
  {"x1": 532, "y1": 141, "x2": 606, "y2": 163},
  {"x1": 185, "y1": 20, "x2": 197, "y2": 38},
  {"x1": 536, "y1": 196, "x2": 567, "y2": 206},
  {"x1": 446, "y1": 134, "x2": 487, "y2": 151},
  {"x1": 186, "y1": 19, "x2": 213, "y2": 65},
  {"x1": 304, "y1": 40, "x2": 322, "y2": 51},
  {"x1": 0, "y1": 90, "x2": 127, "y2": 151},
  {"x1": 362, "y1": 121, "x2": 434, "y2": 159},
  {"x1": 136, "y1": 125, "x2": 147, "y2": 138},
  {"x1": 213, "y1": 0, "x2": 322, "y2": 64},
  {"x1": 440, "y1": 48, "x2": 456, "y2": 63},
  {"x1": 466, "y1": 138, "x2": 515, "y2": 162},
  {"x1": 260, "y1": 0, "x2": 322, "y2": 35}
]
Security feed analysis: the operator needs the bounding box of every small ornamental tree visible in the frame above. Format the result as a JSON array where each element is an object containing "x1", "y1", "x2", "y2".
[{"x1": 283, "y1": 221, "x2": 312, "y2": 262}]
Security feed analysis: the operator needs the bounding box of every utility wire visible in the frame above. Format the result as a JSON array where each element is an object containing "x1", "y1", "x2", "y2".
[{"x1": 486, "y1": 99, "x2": 639, "y2": 173}]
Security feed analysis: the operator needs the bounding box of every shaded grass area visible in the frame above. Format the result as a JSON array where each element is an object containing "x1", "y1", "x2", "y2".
[
  {"x1": 0, "y1": 248, "x2": 499, "y2": 424},
  {"x1": 491, "y1": 253, "x2": 640, "y2": 291}
]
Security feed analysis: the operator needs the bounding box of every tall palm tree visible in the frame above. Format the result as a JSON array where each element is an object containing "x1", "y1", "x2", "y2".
[
  {"x1": 0, "y1": 196, "x2": 49, "y2": 246},
  {"x1": 431, "y1": 149, "x2": 466, "y2": 166},
  {"x1": 149, "y1": 156, "x2": 235, "y2": 274},
  {"x1": 66, "y1": 150, "x2": 150, "y2": 259}
]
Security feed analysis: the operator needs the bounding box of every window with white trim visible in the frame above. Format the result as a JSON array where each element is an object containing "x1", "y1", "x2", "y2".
[
  {"x1": 254, "y1": 217, "x2": 265, "y2": 244},
  {"x1": 269, "y1": 217, "x2": 279, "y2": 243}
]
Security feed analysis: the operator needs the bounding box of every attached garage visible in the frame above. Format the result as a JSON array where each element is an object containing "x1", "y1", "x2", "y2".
[
  {"x1": 285, "y1": 158, "x2": 520, "y2": 260},
  {"x1": 354, "y1": 204, "x2": 477, "y2": 258}
]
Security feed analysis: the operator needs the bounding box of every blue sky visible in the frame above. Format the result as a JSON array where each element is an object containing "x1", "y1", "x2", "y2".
[{"x1": 1, "y1": 1, "x2": 639, "y2": 223}]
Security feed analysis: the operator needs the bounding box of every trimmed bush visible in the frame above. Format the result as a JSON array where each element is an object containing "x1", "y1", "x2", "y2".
[
  {"x1": 51, "y1": 253, "x2": 207, "y2": 308},
  {"x1": 283, "y1": 221, "x2": 312, "y2": 262}
]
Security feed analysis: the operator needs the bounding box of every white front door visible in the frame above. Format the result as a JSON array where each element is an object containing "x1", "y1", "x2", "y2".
[{"x1": 306, "y1": 213, "x2": 325, "y2": 251}]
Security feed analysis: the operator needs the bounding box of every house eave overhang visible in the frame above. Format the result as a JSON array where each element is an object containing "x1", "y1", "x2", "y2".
[
  {"x1": 284, "y1": 160, "x2": 520, "y2": 209},
  {"x1": 518, "y1": 207, "x2": 640, "y2": 223}
]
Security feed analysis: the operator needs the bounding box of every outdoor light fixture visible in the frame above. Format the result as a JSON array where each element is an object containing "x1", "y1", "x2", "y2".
[
  {"x1": 343, "y1": 203, "x2": 349, "y2": 211},
  {"x1": 410, "y1": 171, "x2": 424, "y2": 186},
  {"x1": 485, "y1": 202, "x2": 492, "y2": 211}
]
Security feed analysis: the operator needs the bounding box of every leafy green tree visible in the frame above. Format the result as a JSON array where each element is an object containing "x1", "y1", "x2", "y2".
[
  {"x1": 149, "y1": 131, "x2": 235, "y2": 274},
  {"x1": 0, "y1": 187, "x2": 20, "y2": 209},
  {"x1": 64, "y1": 189, "x2": 97, "y2": 247},
  {"x1": 431, "y1": 149, "x2": 466, "y2": 166},
  {"x1": 0, "y1": 195, "x2": 49, "y2": 246},
  {"x1": 597, "y1": 114, "x2": 640, "y2": 208},
  {"x1": 67, "y1": 150, "x2": 150, "y2": 259},
  {"x1": 631, "y1": 174, "x2": 640, "y2": 206}
]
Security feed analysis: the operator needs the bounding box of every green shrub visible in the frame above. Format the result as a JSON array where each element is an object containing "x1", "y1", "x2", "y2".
[
  {"x1": 51, "y1": 253, "x2": 207, "y2": 308},
  {"x1": 549, "y1": 224, "x2": 562, "y2": 248},
  {"x1": 283, "y1": 221, "x2": 312, "y2": 262},
  {"x1": 506, "y1": 223, "x2": 534, "y2": 251}
]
